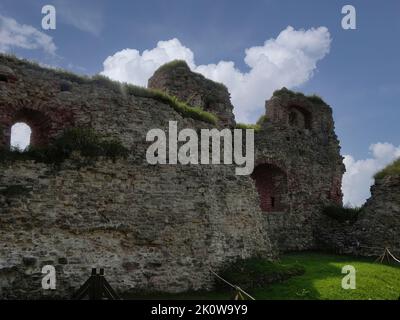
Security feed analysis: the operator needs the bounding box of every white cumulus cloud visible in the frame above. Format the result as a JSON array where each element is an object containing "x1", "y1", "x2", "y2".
[
  {"x1": 0, "y1": 15, "x2": 56, "y2": 55},
  {"x1": 102, "y1": 39, "x2": 195, "y2": 85},
  {"x1": 101, "y1": 26, "x2": 331, "y2": 123},
  {"x1": 342, "y1": 143, "x2": 400, "y2": 207}
]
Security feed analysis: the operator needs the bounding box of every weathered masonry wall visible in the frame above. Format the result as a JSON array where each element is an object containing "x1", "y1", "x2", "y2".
[
  {"x1": 254, "y1": 90, "x2": 344, "y2": 252},
  {"x1": 0, "y1": 160, "x2": 272, "y2": 298},
  {"x1": 148, "y1": 61, "x2": 235, "y2": 127},
  {"x1": 149, "y1": 64, "x2": 345, "y2": 253},
  {"x1": 316, "y1": 175, "x2": 400, "y2": 257},
  {"x1": 0, "y1": 55, "x2": 272, "y2": 298},
  {"x1": 0, "y1": 55, "x2": 350, "y2": 299}
]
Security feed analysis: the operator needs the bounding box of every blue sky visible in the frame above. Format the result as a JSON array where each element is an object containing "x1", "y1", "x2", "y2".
[{"x1": 1, "y1": 0, "x2": 399, "y2": 205}]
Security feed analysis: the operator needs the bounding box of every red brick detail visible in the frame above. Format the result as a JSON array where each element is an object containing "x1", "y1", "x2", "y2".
[
  {"x1": 0, "y1": 105, "x2": 74, "y2": 148},
  {"x1": 251, "y1": 164, "x2": 287, "y2": 212},
  {"x1": 328, "y1": 178, "x2": 343, "y2": 205}
]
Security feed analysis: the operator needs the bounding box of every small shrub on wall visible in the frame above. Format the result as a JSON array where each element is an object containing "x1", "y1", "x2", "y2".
[
  {"x1": 0, "y1": 127, "x2": 129, "y2": 164},
  {"x1": 374, "y1": 158, "x2": 400, "y2": 180},
  {"x1": 322, "y1": 205, "x2": 361, "y2": 223}
]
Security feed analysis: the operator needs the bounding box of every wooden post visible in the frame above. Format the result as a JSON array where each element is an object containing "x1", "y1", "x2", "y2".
[{"x1": 72, "y1": 268, "x2": 121, "y2": 300}]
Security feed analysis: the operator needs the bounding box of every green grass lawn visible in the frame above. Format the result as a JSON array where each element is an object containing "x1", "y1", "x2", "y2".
[
  {"x1": 126, "y1": 252, "x2": 400, "y2": 300},
  {"x1": 252, "y1": 252, "x2": 400, "y2": 300}
]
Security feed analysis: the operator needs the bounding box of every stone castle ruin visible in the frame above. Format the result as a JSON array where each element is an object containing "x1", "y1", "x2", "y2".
[{"x1": 0, "y1": 55, "x2": 398, "y2": 298}]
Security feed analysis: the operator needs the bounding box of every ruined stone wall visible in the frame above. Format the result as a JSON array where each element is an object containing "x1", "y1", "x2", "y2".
[
  {"x1": 354, "y1": 176, "x2": 400, "y2": 256},
  {"x1": 0, "y1": 55, "x2": 273, "y2": 298},
  {"x1": 0, "y1": 54, "x2": 348, "y2": 298},
  {"x1": 316, "y1": 175, "x2": 400, "y2": 257},
  {"x1": 254, "y1": 90, "x2": 344, "y2": 252},
  {"x1": 148, "y1": 61, "x2": 235, "y2": 127},
  {"x1": 149, "y1": 65, "x2": 345, "y2": 254},
  {"x1": 147, "y1": 64, "x2": 345, "y2": 254},
  {"x1": 0, "y1": 160, "x2": 272, "y2": 299}
]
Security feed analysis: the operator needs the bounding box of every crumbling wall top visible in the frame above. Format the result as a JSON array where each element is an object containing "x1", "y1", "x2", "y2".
[
  {"x1": 148, "y1": 60, "x2": 235, "y2": 127},
  {"x1": 264, "y1": 88, "x2": 335, "y2": 139}
]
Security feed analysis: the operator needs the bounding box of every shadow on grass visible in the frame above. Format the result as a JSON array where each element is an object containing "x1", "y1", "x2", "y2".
[
  {"x1": 252, "y1": 252, "x2": 400, "y2": 300},
  {"x1": 252, "y1": 252, "x2": 345, "y2": 300},
  {"x1": 123, "y1": 252, "x2": 400, "y2": 300}
]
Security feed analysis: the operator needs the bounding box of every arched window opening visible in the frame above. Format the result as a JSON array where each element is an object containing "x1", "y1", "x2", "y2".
[
  {"x1": 9, "y1": 108, "x2": 51, "y2": 149},
  {"x1": 289, "y1": 112, "x2": 298, "y2": 127},
  {"x1": 288, "y1": 106, "x2": 312, "y2": 130},
  {"x1": 10, "y1": 123, "x2": 32, "y2": 151},
  {"x1": 251, "y1": 164, "x2": 288, "y2": 212},
  {"x1": 0, "y1": 74, "x2": 8, "y2": 82}
]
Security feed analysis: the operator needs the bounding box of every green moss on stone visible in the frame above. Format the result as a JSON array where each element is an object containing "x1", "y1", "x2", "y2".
[{"x1": 374, "y1": 158, "x2": 400, "y2": 180}]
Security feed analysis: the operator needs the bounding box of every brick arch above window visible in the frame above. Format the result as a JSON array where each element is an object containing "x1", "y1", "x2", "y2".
[
  {"x1": 251, "y1": 163, "x2": 288, "y2": 212},
  {"x1": 11, "y1": 108, "x2": 52, "y2": 147},
  {"x1": 287, "y1": 105, "x2": 312, "y2": 130},
  {"x1": 0, "y1": 103, "x2": 75, "y2": 149}
]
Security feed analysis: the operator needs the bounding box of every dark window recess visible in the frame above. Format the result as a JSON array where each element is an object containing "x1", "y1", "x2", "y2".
[
  {"x1": 251, "y1": 163, "x2": 288, "y2": 212},
  {"x1": 60, "y1": 81, "x2": 72, "y2": 92},
  {"x1": 0, "y1": 74, "x2": 8, "y2": 82},
  {"x1": 289, "y1": 112, "x2": 297, "y2": 126}
]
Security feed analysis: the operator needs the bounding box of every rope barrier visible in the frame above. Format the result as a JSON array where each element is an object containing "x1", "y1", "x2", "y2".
[
  {"x1": 348, "y1": 244, "x2": 400, "y2": 263},
  {"x1": 209, "y1": 268, "x2": 255, "y2": 301},
  {"x1": 386, "y1": 248, "x2": 400, "y2": 264}
]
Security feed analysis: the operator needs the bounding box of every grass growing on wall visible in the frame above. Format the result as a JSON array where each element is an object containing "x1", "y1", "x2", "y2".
[
  {"x1": 235, "y1": 123, "x2": 261, "y2": 131},
  {"x1": 273, "y1": 87, "x2": 328, "y2": 106},
  {"x1": 133, "y1": 87, "x2": 218, "y2": 124},
  {"x1": 322, "y1": 205, "x2": 362, "y2": 223},
  {"x1": 235, "y1": 115, "x2": 269, "y2": 132},
  {"x1": 153, "y1": 60, "x2": 228, "y2": 92},
  {"x1": 374, "y1": 158, "x2": 400, "y2": 180},
  {"x1": 154, "y1": 59, "x2": 189, "y2": 73},
  {"x1": 92, "y1": 75, "x2": 219, "y2": 125},
  {"x1": 0, "y1": 54, "x2": 219, "y2": 125},
  {"x1": 0, "y1": 128, "x2": 129, "y2": 164}
]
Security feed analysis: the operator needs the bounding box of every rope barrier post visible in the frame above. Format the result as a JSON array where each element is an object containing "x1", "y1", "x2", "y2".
[
  {"x1": 375, "y1": 247, "x2": 400, "y2": 265},
  {"x1": 386, "y1": 248, "x2": 400, "y2": 264},
  {"x1": 209, "y1": 268, "x2": 255, "y2": 301},
  {"x1": 72, "y1": 267, "x2": 121, "y2": 300}
]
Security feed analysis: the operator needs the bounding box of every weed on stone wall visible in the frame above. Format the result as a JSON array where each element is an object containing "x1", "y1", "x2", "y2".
[
  {"x1": 154, "y1": 60, "x2": 189, "y2": 74},
  {"x1": 235, "y1": 114, "x2": 269, "y2": 132},
  {"x1": 0, "y1": 54, "x2": 218, "y2": 125},
  {"x1": 90, "y1": 74, "x2": 218, "y2": 125},
  {"x1": 256, "y1": 115, "x2": 269, "y2": 126},
  {"x1": 322, "y1": 205, "x2": 362, "y2": 223},
  {"x1": 155, "y1": 59, "x2": 228, "y2": 91},
  {"x1": 0, "y1": 128, "x2": 129, "y2": 165},
  {"x1": 273, "y1": 87, "x2": 327, "y2": 106},
  {"x1": 374, "y1": 158, "x2": 400, "y2": 180},
  {"x1": 235, "y1": 123, "x2": 261, "y2": 131}
]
